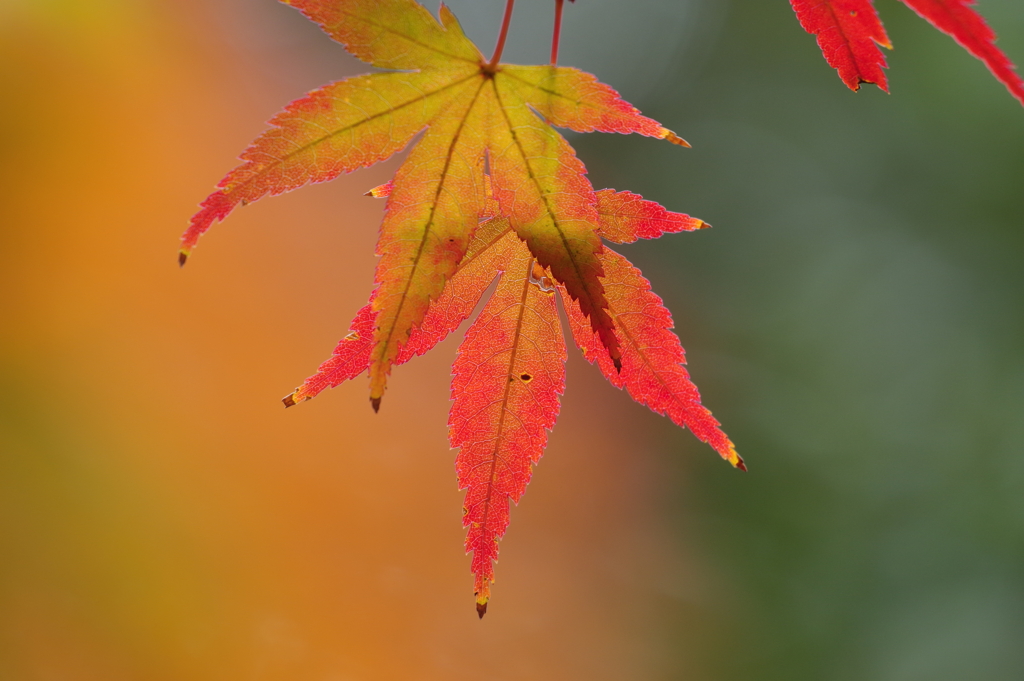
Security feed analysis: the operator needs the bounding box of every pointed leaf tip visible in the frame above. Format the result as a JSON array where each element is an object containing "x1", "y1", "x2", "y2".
[
  {"x1": 365, "y1": 180, "x2": 394, "y2": 198},
  {"x1": 178, "y1": 251, "x2": 188, "y2": 267},
  {"x1": 371, "y1": 396, "x2": 381, "y2": 413},
  {"x1": 728, "y1": 449, "x2": 747, "y2": 471},
  {"x1": 594, "y1": 189, "x2": 706, "y2": 242},
  {"x1": 476, "y1": 601, "x2": 487, "y2": 618},
  {"x1": 282, "y1": 392, "x2": 298, "y2": 408},
  {"x1": 661, "y1": 129, "x2": 691, "y2": 148},
  {"x1": 899, "y1": 0, "x2": 1024, "y2": 108}
]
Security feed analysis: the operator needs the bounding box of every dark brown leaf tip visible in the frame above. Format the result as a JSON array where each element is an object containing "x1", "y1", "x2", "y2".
[
  {"x1": 727, "y1": 447, "x2": 747, "y2": 471},
  {"x1": 370, "y1": 396, "x2": 381, "y2": 413},
  {"x1": 178, "y1": 251, "x2": 188, "y2": 267},
  {"x1": 613, "y1": 357, "x2": 623, "y2": 372},
  {"x1": 476, "y1": 602, "x2": 487, "y2": 619},
  {"x1": 282, "y1": 392, "x2": 298, "y2": 408}
]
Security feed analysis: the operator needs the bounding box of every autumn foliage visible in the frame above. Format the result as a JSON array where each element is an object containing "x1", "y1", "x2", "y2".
[
  {"x1": 791, "y1": 0, "x2": 1024, "y2": 105},
  {"x1": 184, "y1": 0, "x2": 1021, "y2": 616},
  {"x1": 183, "y1": 0, "x2": 742, "y2": 615}
]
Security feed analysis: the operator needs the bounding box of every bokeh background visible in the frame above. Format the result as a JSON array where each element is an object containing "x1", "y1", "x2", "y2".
[{"x1": 2, "y1": 0, "x2": 1023, "y2": 679}]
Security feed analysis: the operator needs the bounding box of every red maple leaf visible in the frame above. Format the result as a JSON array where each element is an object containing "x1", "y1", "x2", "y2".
[
  {"x1": 790, "y1": 0, "x2": 1024, "y2": 106},
  {"x1": 790, "y1": 0, "x2": 893, "y2": 91}
]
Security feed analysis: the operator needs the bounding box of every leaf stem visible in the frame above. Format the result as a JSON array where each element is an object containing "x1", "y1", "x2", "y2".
[
  {"x1": 488, "y1": 0, "x2": 516, "y2": 68},
  {"x1": 551, "y1": 0, "x2": 564, "y2": 65}
]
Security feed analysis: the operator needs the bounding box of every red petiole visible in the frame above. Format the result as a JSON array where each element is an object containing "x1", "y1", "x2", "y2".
[
  {"x1": 551, "y1": 0, "x2": 564, "y2": 65},
  {"x1": 488, "y1": 0, "x2": 516, "y2": 68}
]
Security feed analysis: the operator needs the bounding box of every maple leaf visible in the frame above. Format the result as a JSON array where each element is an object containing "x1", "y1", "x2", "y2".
[
  {"x1": 790, "y1": 0, "x2": 893, "y2": 92},
  {"x1": 281, "y1": 182, "x2": 741, "y2": 615},
  {"x1": 791, "y1": 0, "x2": 1024, "y2": 106},
  {"x1": 183, "y1": 0, "x2": 739, "y2": 614}
]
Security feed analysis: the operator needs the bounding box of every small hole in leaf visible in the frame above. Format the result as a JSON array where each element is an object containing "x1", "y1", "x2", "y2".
[{"x1": 520, "y1": 373, "x2": 533, "y2": 382}]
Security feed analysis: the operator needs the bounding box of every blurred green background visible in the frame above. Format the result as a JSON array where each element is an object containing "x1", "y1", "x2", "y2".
[
  {"x1": 1, "y1": 0, "x2": 1022, "y2": 679},
  {"x1": 573, "y1": 1, "x2": 1024, "y2": 679}
]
